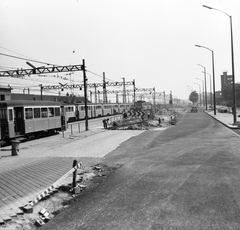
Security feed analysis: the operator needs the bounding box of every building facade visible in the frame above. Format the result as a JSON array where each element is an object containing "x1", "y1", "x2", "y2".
[
  {"x1": 0, "y1": 86, "x2": 12, "y2": 101},
  {"x1": 221, "y1": 71, "x2": 233, "y2": 93}
]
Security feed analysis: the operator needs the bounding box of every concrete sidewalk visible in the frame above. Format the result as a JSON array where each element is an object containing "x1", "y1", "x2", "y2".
[
  {"x1": 0, "y1": 125, "x2": 144, "y2": 225},
  {"x1": 206, "y1": 110, "x2": 240, "y2": 129},
  {"x1": 0, "y1": 128, "x2": 104, "y2": 224}
]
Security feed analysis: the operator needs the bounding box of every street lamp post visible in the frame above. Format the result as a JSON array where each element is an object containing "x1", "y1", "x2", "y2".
[
  {"x1": 202, "y1": 71, "x2": 213, "y2": 110},
  {"x1": 203, "y1": 5, "x2": 236, "y2": 121},
  {"x1": 195, "y1": 45, "x2": 216, "y2": 115},
  {"x1": 194, "y1": 82, "x2": 201, "y2": 106},
  {"x1": 206, "y1": 72, "x2": 212, "y2": 110},
  {"x1": 196, "y1": 78, "x2": 204, "y2": 107},
  {"x1": 197, "y1": 64, "x2": 208, "y2": 110}
]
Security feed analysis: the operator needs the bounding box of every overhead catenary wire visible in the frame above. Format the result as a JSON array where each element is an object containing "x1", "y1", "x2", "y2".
[
  {"x1": 0, "y1": 48, "x2": 138, "y2": 98},
  {"x1": 0, "y1": 45, "x2": 37, "y2": 60},
  {"x1": 0, "y1": 48, "x2": 128, "y2": 84},
  {"x1": 0, "y1": 52, "x2": 59, "y2": 67}
]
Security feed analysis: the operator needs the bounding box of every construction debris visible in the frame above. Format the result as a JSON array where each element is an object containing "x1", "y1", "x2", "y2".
[
  {"x1": 107, "y1": 107, "x2": 186, "y2": 130},
  {"x1": 34, "y1": 208, "x2": 52, "y2": 227}
]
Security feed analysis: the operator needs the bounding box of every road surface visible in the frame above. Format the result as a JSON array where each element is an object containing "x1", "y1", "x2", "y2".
[{"x1": 39, "y1": 109, "x2": 240, "y2": 230}]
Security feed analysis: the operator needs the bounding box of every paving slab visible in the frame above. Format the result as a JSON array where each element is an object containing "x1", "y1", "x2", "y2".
[{"x1": 0, "y1": 126, "x2": 144, "y2": 224}]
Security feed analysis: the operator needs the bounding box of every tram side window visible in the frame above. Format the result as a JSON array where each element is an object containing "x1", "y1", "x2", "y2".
[
  {"x1": 25, "y1": 108, "x2": 33, "y2": 119},
  {"x1": 66, "y1": 106, "x2": 74, "y2": 112},
  {"x1": 41, "y1": 108, "x2": 48, "y2": 118},
  {"x1": 34, "y1": 108, "x2": 40, "y2": 118},
  {"x1": 0, "y1": 109, "x2": 7, "y2": 120},
  {"x1": 8, "y1": 109, "x2": 13, "y2": 121},
  {"x1": 48, "y1": 107, "x2": 54, "y2": 117},
  {"x1": 55, "y1": 107, "x2": 60, "y2": 116}
]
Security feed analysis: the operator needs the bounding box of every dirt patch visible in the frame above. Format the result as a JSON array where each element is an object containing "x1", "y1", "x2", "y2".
[{"x1": 0, "y1": 163, "x2": 120, "y2": 230}]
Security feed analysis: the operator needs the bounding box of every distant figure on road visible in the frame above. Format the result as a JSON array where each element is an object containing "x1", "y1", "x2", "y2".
[
  {"x1": 102, "y1": 118, "x2": 109, "y2": 129},
  {"x1": 75, "y1": 109, "x2": 79, "y2": 120},
  {"x1": 122, "y1": 110, "x2": 127, "y2": 119},
  {"x1": 170, "y1": 115, "x2": 177, "y2": 125}
]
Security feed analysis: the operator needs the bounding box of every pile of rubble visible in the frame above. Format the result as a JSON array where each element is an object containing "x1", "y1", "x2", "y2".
[{"x1": 108, "y1": 115, "x2": 176, "y2": 130}]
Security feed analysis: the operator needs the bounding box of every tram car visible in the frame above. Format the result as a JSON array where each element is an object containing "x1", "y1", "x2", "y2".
[
  {"x1": 63, "y1": 102, "x2": 132, "y2": 122},
  {"x1": 0, "y1": 100, "x2": 62, "y2": 143},
  {"x1": 0, "y1": 100, "x2": 132, "y2": 143}
]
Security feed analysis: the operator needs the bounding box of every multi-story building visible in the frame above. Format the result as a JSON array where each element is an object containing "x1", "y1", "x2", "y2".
[{"x1": 221, "y1": 71, "x2": 233, "y2": 98}]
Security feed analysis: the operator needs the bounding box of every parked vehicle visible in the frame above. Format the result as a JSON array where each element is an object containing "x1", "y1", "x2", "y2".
[
  {"x1": 0, "y1": 100, "x2": 62, "y2": 144},
  {"x1": 191, "y1": 107, "x2": 198, "y2": 112},
  {"x1": 63, "y1": 102, "x2": 132, "y2": 123}
]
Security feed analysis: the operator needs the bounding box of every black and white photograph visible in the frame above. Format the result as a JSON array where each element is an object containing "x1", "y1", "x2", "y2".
[{"x1": 0, "y1": 0, "x2": 240, "y2": 229}]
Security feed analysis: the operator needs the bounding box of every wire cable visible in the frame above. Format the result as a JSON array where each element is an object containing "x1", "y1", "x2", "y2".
[
  {"x1": 0, "y1": 52, "x2": 58, "y2": 67},
  {"x1": 0, "y1": 45, "x2": 37, "y2": 60}
]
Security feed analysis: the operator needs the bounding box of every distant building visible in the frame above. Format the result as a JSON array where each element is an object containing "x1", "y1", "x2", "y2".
[
  {"x1": 221, "y1": 71, "x2": 232, "y2": 98},
  {"x1": 0, "y1": 86, "x2": 12, "y2": 101}
]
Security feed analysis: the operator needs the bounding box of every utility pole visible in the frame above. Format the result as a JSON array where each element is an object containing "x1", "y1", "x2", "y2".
[
  {"x1": 204, "y1": 69, "x2": 208, "y2": 110},
  {"x1": 153, "y1": 87, "x2": 156, "y2": 112},
  {"x1": 40, "y1": 84, "x2": 43, "y2": 100},
  {"x1": 94, "y1": 84, "x2": 97, "y2": 103},
  {"x1": 170, "y1": 91, "x2": 172, "y2": 105},
  {"x1": 89, "y1": 91, "x2": 92, "y2": 102},
  {"x1": 103, "y1": 72, "x2": 108, "y2": 103},
  {"x1": 133, "y1": 79, "x2": 136, "y2": 107},
  {"x1": 98, "y1": 91, "x2": 101, "y2": 103},
  {"x1": 122, "y1": 77, "x2": 126, "y2": 103},
  {"x1": 163, "y1": 91, "x2": 166, "y2": 106},
  {"x1": 82, "y1": 59, "x2": 88, "y2": 131}
]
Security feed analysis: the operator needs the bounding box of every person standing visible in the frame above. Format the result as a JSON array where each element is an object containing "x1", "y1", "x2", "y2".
[
  {"x1": 102, "y1": 119, "x2": 107, "y2": 129},
  {"x1": 102, "y1": 118, "x2": 109, "y2": 129}
]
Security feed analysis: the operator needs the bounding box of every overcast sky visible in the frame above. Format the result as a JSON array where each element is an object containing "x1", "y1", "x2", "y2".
[{"x1": 0, "y1": 0, "x2": 239, "y2": 102}]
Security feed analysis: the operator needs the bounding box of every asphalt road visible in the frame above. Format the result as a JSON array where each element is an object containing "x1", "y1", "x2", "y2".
[{"x1": 40, "y1": 109, "x2": 240, "y2": 230}]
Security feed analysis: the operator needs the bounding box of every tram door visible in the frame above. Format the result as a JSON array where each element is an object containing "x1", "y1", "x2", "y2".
[
  {"x1": 14, "y1": 107, "x2": 24, "y2": 135},
  {"x1": 60, "y1": 106, "x2": 66, "y2": 130}
]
